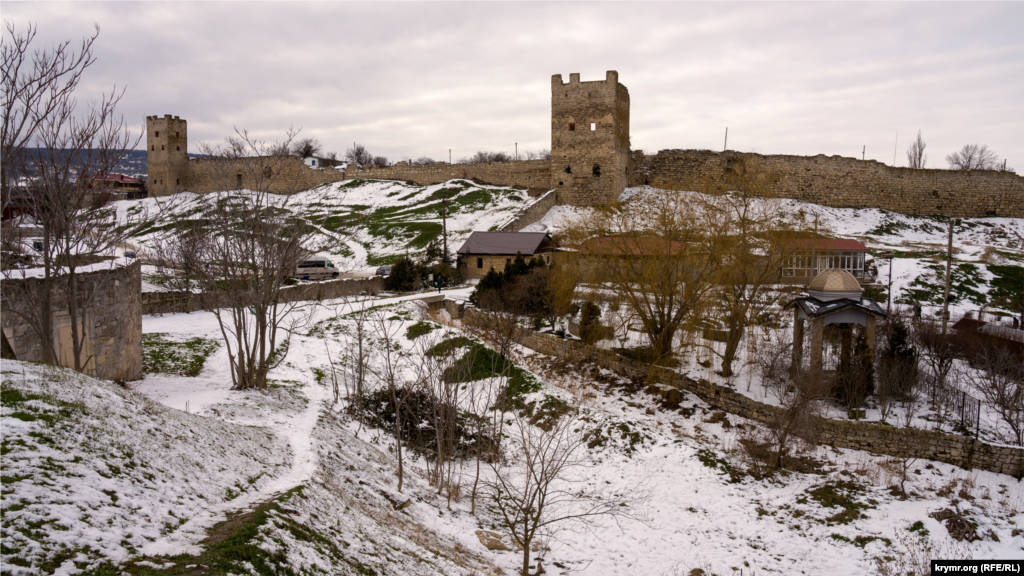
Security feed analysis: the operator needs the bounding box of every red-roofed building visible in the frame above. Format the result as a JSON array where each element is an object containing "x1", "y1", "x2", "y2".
[
  {"x1": 85, "y1": 173, "x2": 147, "y2": 200},
  {"x1": 781, "y1": 238, "x2": 872, "y2": 284}
]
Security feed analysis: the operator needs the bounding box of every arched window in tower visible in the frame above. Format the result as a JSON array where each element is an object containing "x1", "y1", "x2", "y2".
[
  {"x1": 565, "y1": 166, "x2": 572, "y2": 174},
  {"x1": 176, "y1": 145, "x2": 180, "y2": 151},
  {"x1": 568, "y1": 122, "x2": 575, "y2": 131},
  {"x1": 175, "y1": 178, "x2": 180, "y2": 185},
  {"x1": 151, "y1": 145, "x2": 154, "y2": 151},
  {"x1": 155, "y1": 131, "x2": 159, "y2": 137},
  {"x1": 175, "y1": 132, "x2": 180, "y2": 137},
  {"x1": 161, "y1": 145, "x2": 165, "y2": 150},
  {"x1": 592, "y1": 164, "x2": 601, "y2": 177}
]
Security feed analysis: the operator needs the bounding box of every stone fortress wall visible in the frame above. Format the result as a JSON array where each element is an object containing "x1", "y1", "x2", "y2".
[
  {"x1": 148, "y1": 70, "x2": 1023, "y2": 219},
  {"x1": 550, "y1": 71, "x2": 630, "y2": 206},
  {"x1": 1, "y1": 262, "x2": 143, "y2": 382},
  {"x1": 629, "y1": 149, "x2": 1024, "y2": 218}
]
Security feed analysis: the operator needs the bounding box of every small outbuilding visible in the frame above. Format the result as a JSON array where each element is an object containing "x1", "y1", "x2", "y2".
[
  {"x1": 780, "y1": 238, "x2": 872, "y2": 284},
  {"x1": 456, "y1": 231, "x2": 553, "y2": 278},
  {"x1": 785, "y1": 268, "x2": 887, "y2": 373}
]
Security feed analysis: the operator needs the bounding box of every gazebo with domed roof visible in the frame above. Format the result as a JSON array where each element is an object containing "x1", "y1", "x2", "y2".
[{"x1": 784, "y1": 269, "x2": 888, "y2": 373}]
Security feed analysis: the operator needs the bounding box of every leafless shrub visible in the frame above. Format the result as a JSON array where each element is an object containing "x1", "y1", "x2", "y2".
[
  {"x1": 372, "y1": 155, "x2": 389, "y2": 167},
  {"x1": 345, "y1": 143, "x2": 372, "y2": 165},
  {"x1": 946, "y1": 143, "x2": 999, "y2": 171},
  {"x1": 486, "y1": 407, "x2": 647, "y2": 576},
  {"x1": 906, "y1": 130, "x2": 927, "y2": 169},
  {"x1": 372, "y1": 308, "x2": 409, "y2": 492},
  {"x1": 290, "y1": 137, "x2": 322, "y2": 159},
  {"x1": 762, "y1": 370, "x2": 829, "y2": 468},
  {"x1": 875, "y1": 529, "x2": 973, "y2": 576},
  {"x1": 752, "y1": 327, "x2": 791, "y2": 398},
  {"x1": 965, "y1": 345, "x2": 1024, "y2": 445},
  {"x1": 462, "y1": 151, "x2": 512, "y2": 164}
]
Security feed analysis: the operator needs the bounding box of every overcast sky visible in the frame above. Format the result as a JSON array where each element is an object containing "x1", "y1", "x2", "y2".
[{"x1": 5, "y1": 2, "x2": 1023, "y2": 168}]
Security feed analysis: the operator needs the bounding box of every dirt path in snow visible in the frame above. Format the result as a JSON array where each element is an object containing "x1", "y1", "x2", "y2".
[{"x1": 138, "y1": 377, "x2": 328, "y2": 557}]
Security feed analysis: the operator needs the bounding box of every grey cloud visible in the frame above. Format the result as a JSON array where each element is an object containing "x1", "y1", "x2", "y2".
[{"x1": 4, "y1": 2, "x2": 1022, "y2": 168}]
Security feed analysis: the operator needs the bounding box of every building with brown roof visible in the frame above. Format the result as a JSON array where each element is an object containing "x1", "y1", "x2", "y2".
[{"x1": 456, "y1": 231, "x2": 553, "y2": 278}]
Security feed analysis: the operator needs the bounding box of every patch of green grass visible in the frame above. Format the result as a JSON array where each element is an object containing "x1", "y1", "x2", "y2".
[
  {"x1": 142, "y1": 334, "x2": 219, "y2": 377},
  {"x1": 405, "y1": 321, "x2": 439, "y2": 340},
  {"x1": 804, "y1": 481, "x2": 874, "y2": 525},
  {"x1": 908, "y1": 520, "x2": 930, "y2": 537},
  {"x1": 582, "y1": 418, "x2": 654, "y2": 456},
  {"x1": 430, "y1": 337, "x2": 542, "y2": 400},
  {"x1": 830, "y1": 533, "x2": 890, "y2": 548},
  {"x1": 898, "y1": 262, "x2": 988, "y2": 307},
  {"x1": 695, "y1": 448, "x2": 745, "y2": 483}
]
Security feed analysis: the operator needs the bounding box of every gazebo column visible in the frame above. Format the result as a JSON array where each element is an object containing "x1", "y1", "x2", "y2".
[
  {"x1": 792, "y1": 308, "x2": 804, "y2": 370},
  {"x1": 809, "y1": 317, "x2": 825, "y2": 374}
]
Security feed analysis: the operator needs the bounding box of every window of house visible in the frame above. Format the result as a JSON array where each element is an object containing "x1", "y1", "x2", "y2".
[
  {"x1": 590, "y1": 123, "x2": 597, "y2": 131},
  {"x1": 477, "y1": 258, "x2": 483, "y2": 269},
  {"x1": 506, "y1": 258, "x2": 512, "y2": 265},
  {"x1": 568, "y1": 123, "x2": 575, "y2": 131}
]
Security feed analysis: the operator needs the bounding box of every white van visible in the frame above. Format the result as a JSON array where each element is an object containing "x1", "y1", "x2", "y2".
[{"x1": 295, "y1": 256, "x2": 340, "y2": 281}]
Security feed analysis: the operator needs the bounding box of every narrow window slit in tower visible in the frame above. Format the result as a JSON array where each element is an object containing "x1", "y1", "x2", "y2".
[
  {"x1": 568, "y1": 123, "x2": 575, "y2": 132},
  {"x1": 155, "y1": 131, "x2": 159, "y2": 137},
  {"x1": 565, "y1": 166, "x2": 572, "y2": 174},
  {"x1": 593, "y1": 165, "x2": 601, "y2": 176},
  {"x1": 590, "y1": 123, "x2": 596, "y2": 131}
]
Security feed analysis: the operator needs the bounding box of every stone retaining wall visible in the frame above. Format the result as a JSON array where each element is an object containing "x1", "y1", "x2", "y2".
[
  {"x1": 629, "y1": 149, "x2": 1024, "y2": 218},
  {"x1": 142, "y1": 277, "x2": 382, "y2": 316},
  {"x1": 460, "y1": 306, "x2": 1023, "y2": 477},
  {"x1": 499, "y1": 190, "x2": 557, "y2": 232},
  {"x1": 1, "y1": 263, "x2": 142, "y2": 381}
]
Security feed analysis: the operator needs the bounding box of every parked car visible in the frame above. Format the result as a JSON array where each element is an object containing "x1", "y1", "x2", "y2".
[
  {"x1": 375, "y1": 265, "x2": 392, "y2": 277},
  {"x1": 295, "y1": 256, "x2": 340, "y2": 281}
]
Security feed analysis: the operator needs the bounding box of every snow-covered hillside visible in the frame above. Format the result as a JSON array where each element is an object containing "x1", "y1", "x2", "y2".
[{"x1": 113, "y1": 179, "x2": 534, "y2": 275}]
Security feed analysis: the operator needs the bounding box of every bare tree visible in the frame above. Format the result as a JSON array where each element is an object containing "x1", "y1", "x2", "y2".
[
  {"x1": 567, "y1": 187, "x2": 715, "y2": 363},
  {"x1": 372, "y1": 155, "x2": 388, "y2": 167},
  {"x1": 152, "y1": 220, "x2": 208, "y2": 312},
  {"x1": 175, "y1": 127, "x2": 340, "y2": 390},
  {"x1": 967, "y1": 346, "x2": 1024, "y2": 445},
  {"x1": 906, "y1": 130, "x2": 927, "y2": 169},
  {"x1": 945, "y1": 144, "x2": 999, "y2": 171},
  {"x1": 372, "y1": 309, "x2": 410, "y2": 492},
  {"x1": 752, "y1": 326, "x2": 791, "y2": 397},
  {"x1": 290, "y1": 137, "x2": 322, "y2": 159},
  {"x1": 700, "y1": 162, "x2": 818, "y2": 377},
  {"x1": 486, "y1": 408, "x2": 645, "y2": 576},
  {"x1": 761, "y1": 371, "x2": 829, "y2": 468},
  {"x1": 462, "y1": 151, "x2": 512, "y2": 164},
  {"x1": 345, "y1": 143, "x2": 372, "y2": 165},
  {"x1": 2, "y1": 20, "x2": 98, "y2": 211},
  {"x1": 412, "y1": 327, "x2": 464, "y2": 503},
  {"x1": 0, "y1": 80, "x2": 146, "y2": 373}
]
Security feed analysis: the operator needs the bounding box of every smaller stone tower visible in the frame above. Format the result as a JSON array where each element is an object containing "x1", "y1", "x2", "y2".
[
  {"x1": 146, "y1": 115, "x2": 188, "y2": 197},
  {"x1": 551, "y1": 71, "x2": 630, "y2": 206}
]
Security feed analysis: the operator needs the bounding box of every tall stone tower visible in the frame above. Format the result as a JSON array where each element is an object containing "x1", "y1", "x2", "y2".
[
  {"x1": 550, "y1": 71, "x2": 630, "y2": 206},
  {"x1": 146, "y1": 115, "x2": 188, "y2": 197}
]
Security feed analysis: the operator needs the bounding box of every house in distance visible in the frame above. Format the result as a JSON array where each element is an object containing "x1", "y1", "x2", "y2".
[{"x1": 456, "y1": 231, "x2": 553, "y2": 278}]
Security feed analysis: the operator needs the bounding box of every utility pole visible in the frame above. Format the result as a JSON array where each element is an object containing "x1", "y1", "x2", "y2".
[
  {"x1": 724, "y1": 127, "x2": 728, "y2": 151},
  {"x1": 893, "y1": 132, "x2": 898, "y2": 166},
  {"x1": 881, "y1": 252, "x2": 895, "y2": 314},
  {"x1": 941, "y1": 219, "x2": 956, "y2": 334},
  {"x1": 515, "y1": 142, "x2": 518, "y2": 161},
  {"x1": 449, "y1": 149, "x2": 451, "y2": 164},
  {"x1": 441, "y1": 189, "x2": 449, "y2": 265},
  {"x1": 862, "y1": 145, "x2": 865, "y2": 161}
]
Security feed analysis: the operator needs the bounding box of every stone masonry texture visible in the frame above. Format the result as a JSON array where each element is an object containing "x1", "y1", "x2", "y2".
[{"x1": 1, "y1": 262, "x2": 142, "y2": 381}]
